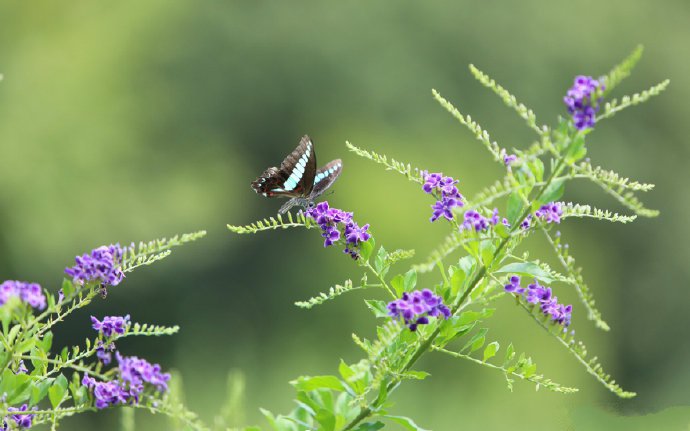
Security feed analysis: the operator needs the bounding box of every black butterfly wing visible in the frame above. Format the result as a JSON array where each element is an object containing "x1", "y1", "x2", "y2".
[
  {"x1": 251, "y1": 135, "x2": 317, "y2": 198},
  {"x1": 309, "y1": 159, "x2": 343, "y2": 199}
]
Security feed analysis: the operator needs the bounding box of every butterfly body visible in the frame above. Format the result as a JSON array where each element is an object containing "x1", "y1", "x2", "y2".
[{"x1": 251, "y1": 135, "x2": 342, "y2": 213}]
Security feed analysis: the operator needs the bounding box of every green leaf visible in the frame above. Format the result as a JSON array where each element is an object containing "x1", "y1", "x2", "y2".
[
  {"x1": 384, "y1": 415, "x2": 430, "y2": 431},
  {"x1": 503, "y1": 343, "x2": 516, "y2": 365},
  {"x1": 61, "y1": 278, "x2": 76, "y2": 298},
  {"x1": 403, "y1": 269, "x2": 417, "y2": 292},
  {"x1": 315, "y1": 409, "x2": 336, "y2": 431},
  {"x1": 507, "y1": 192, "x2": 524, "y2": 225},
  {"x1": 30, "y1": 378, "x2": 53, "y2": 406},
  {"x1": 565, "y1": 134, "x2": 587, "y2": 164},
  {"x1": 8, "y1": 373, "x2": 32, "y2": 404},
  {"x1": 538, "y1": 178, "x2": 566, "y2": 206},
  {"x1": 365, "y1": 300, "x2": 389, "y2": 318},
  {"x1": 15, "y1": 338, "x2": 35, "y2": 355},
  {"x1": 48, "y1": 374, "x2": 68, "y2": 408},
  {"x1": 374, "y1": 246, "x2": 388, "y2": 274},
  {"x1": 354, "y1": 422, "x2": 385, "y2": 431},
  {"x1": 390, "y1": 274, "x2": 405, "y2": 297},
  {"x1": 495, "y1": 262, "x2": 554, "y2": 284},
  {"x1": 290, "y1": 375, "x2": 345, "y2": 392},
  {"x1": 402, "y1": 370, "x2": 430, "y2": 380},
  {"x1": 483, "y1": 341, "x2": 500, "y2": 362},
  {"x1": 438, "y1": 318, "x2": 474, "y2": 345},
  {"x1": 0, "y1": 369, "x2": 16, "y2": 396},
  {"x1": 449, "y1": 266, "x2": 466, "y2": 297},
  {"x1": 39, "y1": 331, "x2": 54, "y2": 352},
  {"x1": 530, "y1": 158, "x2": 544, "y2": 182},
  {"x1": 457, "y1": 308, "x2": 494, "y2": 326},
  {"x1": 461, "y1": 328, "x2": 488, "y2": 353},
  {"x1": 359, "y1": 238, "x2": 375, "y2": 261}
]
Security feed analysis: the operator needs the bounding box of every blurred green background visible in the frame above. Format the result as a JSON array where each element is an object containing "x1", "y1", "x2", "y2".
[{"x1": 1, "y1": 1, "x2": 689, "y2": 430}]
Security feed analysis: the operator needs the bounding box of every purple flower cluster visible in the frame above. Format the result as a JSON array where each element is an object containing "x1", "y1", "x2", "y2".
[
  {"x1": 82, "y1": 353, "x2": 170, "y2": 409},
  {"x1": 505, "y1": 276, "x2": 572, "y2": 327},
  {"x1": 535, "y1": 202, "x2": 563, "y2": 224},
  {"x1": 563, "y1": 75, "x2": 605, "y2": 130},
  {"x1": 96, "y1": 341, "x2": 116, "y2": 365},
  {"x1": 305, "y1": 202, "x2": 371, "y2": 259},
  {"x1": 460, "y1": 208, "x2": 509, "y2": 232},
  {"x1": 387, "y1": 289, "x2": 451, "y2": 331},
  {"x1": 91, "y1": 315, "x2": 130, "y2": 338},
  {"x1": 0, "y1": 281, "x2": 46, "y2": 310},
  {"x1": 422, "y1": 173, "x2": 464, "y2": 222},
  {"x1": 65, "y1": 244, "x2": 125, "y2": 287},
  {"x1": 2, "y1": 404, "x2": 36, "y2": 430}
]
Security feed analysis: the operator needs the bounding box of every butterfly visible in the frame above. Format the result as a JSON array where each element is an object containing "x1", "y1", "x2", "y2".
[{"x1": 251, "y1": 135, "x2": 343, "y2": 214}]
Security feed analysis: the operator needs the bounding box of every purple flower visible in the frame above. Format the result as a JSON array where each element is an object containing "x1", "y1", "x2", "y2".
[
  {"x1": 504, "y1": 275, "x2": 524, "y2": 294},
  {"x1": 520, "y1": 214, "x2": 533, "y2": 230},
  {"x1": 0, "y1": 281, "x2": 46, "y2": 310},
  {"x1": 96, "y1": 341, "x2": 116, "y2": 365},
  {"x1": 423, "y1": 173, "x2": 464, "y2": 222},
  {"x1": 82, "y1": 353, "x2": 171, "y2": 410},
  {"x1": 387, "y1": 289, "x2": 451, "y2": 331},
  {"x1": 503, "y1": 153, "x2": 518, "y2": 166},
  {"x1": 117, "y1": 353, "x2": 171, "y2": 393},
  {"x1": 82, "y1": 375, "x2": 129, "y2": 409},
  {"x1": 563, "y1": 75, "x2": 605, "y2": 130},
  {"x1": 65, "y1": 244, "x2": 125, "y2": 287},
  {"x1": 14, "y1": 360, "x2": 28, "y2": 375},
  {"x1": 91, "y1": 315, "x2": 130, "y2": 338},
  {"x1": 459, "y1": 208, "x2": 504, "y2": 232},
  {"x1": 505, "y1": 277, "x2": 572, "y2": 327},
  {"x1": 535, "y1": 202, "x2": 563, "y2": 224},
  {"x1": 2, "y1": 404, "x2": 36, "y2": 429},
  {"x1": 305, "y1": 201, "x2": 371, "y2": 260}
]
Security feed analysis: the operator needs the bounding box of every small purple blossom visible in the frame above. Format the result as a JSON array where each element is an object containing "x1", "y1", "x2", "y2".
[
  {"x1": 0, "y1": 281, "x2": 46, "y2": 310},
  {"x1": 503, "y1": 153, "x2": 518, "y2": 166},
  {"x1": 460, "y1": 208, "x2": 506, "y2": 232},
  {"x1": 520, "y1": 214, "x2": 533, "y2": 230},
  {"x1": 14, "y1": 360, "x2": 28, "y2": 375},
  {"x1": 563, "y1": 75, "x2": 605, "y2": 130},
  {"x1": 535, "y1": 202, "x2": 563, "y2": 224},
  {"x1": 2, "y1": 404, "x2": 36, "y2": 429},
  {"x1": 504, "y1": 275, "x2": 524, "y2": 294},
  {"x1": 387, "y1": 289, "x2": 451, "y2": 331},
  {"x1": 96, "y1": 341, "x2": 116, "y2": 365},
  {"x1": 65, "y1": 244, "x2": 125, "y2": 287},
  {"x1": 82, "y1": 353, "x2": 171, "y2": 410},
  {"x1": 505, "y1": 277, "x2": 572, "y2": 327},
  {"x1": 423, "y1": 173, "x2": 464, "y2": 222},
  {"x1": 91, "y1": 315, "x2": 130, "y2": 338},
  {"x1": 305, "y1": 201, "x2": 371, "y2": 260},
  {"x1": 117, "y1": 353, "x2": 171, "y2": 393}
]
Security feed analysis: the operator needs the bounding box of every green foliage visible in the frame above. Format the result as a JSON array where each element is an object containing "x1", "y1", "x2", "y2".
[
  {"x1": 223, "y1": 48, "x2": 664, "y2": 430},
  {"x1": 602, "y1": 45, "x2": 644, "y2": 96},
  {"x1": 227, "y1": 212, "x2": 315, "y2": 235},
  {"x1": 0, "y1": 231, "x2": 206, "y2": 430}
]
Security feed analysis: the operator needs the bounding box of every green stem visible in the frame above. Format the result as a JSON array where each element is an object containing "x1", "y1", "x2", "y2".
[{"x1": 342, "y1": 143, "x2": 572, "y2": 431}]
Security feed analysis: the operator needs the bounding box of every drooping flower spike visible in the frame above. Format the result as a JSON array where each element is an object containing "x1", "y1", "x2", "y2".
[
  {"x1": 0, "y1": 281, "x2": 46, "y2": 310},
  {"x1": 505, "y1": 276, "x2": 572, "y2": 327},
  {"x1": 65, "y1": 244, "x2": 125, "y2": 288},
  {"x1": 563, "y1": 75, "x2": 605, "y2": 130}
]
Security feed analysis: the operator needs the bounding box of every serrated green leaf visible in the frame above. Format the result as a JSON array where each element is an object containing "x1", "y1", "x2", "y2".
[
  {"x1": 365, "y1": 300, "x2": 389, "y2": 318},
  {"x1": 403, "y1": 269, "x2": 417, "y2": 292},
  {"x1": 461, "y1": 328, "x2": 488, "y2": 353},
  {"x1": 384, "y1": 415, "x2": 430, "y2": 431},
  {"x1": 538, "y1": 178, "x2": 566, "y2": 206},
  {"x1": 30, "y1": 378, "x2": 53, "y2": 406},
  {"x1": 61, "y1": 278, "x2": 75, "y2": 298},
  {"x1": 374, "y1": 246, "x2": 388, "y2": 274},
  {"x1": 354, "y1": 422, "x2": 385, "y2": 431},
  {"x1": 483, "y1": 341, "x2": 500, "y2": 362},
  {"x1": 290, "y1": 375, "x2": 345, "y2": 392},
  {"x1": 390, "y1": 274, "x2": 405, "y2": 297},
  {"x1": 359, "y1": 238, "x2": 375, "y2": 261},
  {"x1": 507, "y1": 192, "x2": 524, "y2": 225},
  {"x1": 48, "y1": 374, "x2": 68, "y2": 408},
  {"x1": 40, "y1": 331, "x2": 54, "y2": 352},
  {"x1": 449, "y1": 266, "x2": 466, "y2": 297},
  {"x1": 495, "y1": 262, "x2": 554, "y2": 283}
]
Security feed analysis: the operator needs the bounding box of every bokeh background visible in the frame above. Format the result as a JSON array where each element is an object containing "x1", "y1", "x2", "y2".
[{"x1": 1, "y1": 1, "x2": 689, "y2": 430}]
